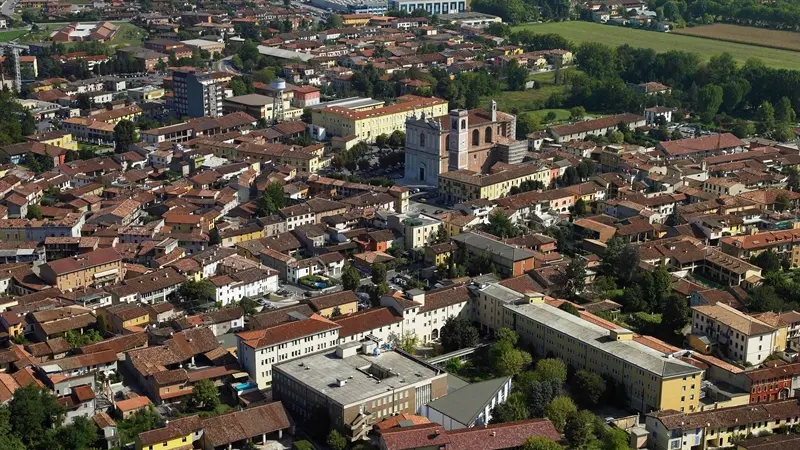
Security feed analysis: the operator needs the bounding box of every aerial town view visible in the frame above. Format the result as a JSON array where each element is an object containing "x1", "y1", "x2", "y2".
[{"x1": 2, "y1": 0, "x2": 800, "y2": 448}]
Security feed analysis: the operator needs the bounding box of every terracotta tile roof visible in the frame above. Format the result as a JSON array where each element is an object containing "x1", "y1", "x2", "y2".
[
  {"x1": 79, "y1": 331, "x2": 147, "y2": 355},
  {"x1": 307, "y1": 291, "x2": 358, "y2": 312},
  {"x1": 651, "y1": 399, "x2": 800, "y2": 430},
  {"x1": 43, "y1": 247, "x2": 121, "y2": 276},
  {"x1": 138, "y1": 415, "x2": 202, "y2": 446},
  {"x1": 116, "y1": 395, "x2": 152, "y2": 412},
  {"x1": 200, "y1": 401, "x2": 290, "y2": 447},
  {"x1": 374, "y1": 413, "x2": 430, "y2": 430},
  {"x1": 237, "y1": 314, "x2": 339, "y2": 349},
  {"x1": 333, "y1": 307, "x2": 402, "y2": 338},
  {"x1": 248, "y1": 304, "x2": 315, "y2": 329},
  {"x1": 419, "y1": 284, "x2": 470, "y2": 313},
  {"x1": 93, "y1": 411, "x2": 117, "y2": 429},
  {"x1": 446, "y1": 419, "x2": 560, "y2": 450}
]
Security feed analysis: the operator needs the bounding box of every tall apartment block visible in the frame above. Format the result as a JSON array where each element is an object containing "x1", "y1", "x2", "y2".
[{"x1": 172, "y1": 69, "x2": 225, "y2": 118}]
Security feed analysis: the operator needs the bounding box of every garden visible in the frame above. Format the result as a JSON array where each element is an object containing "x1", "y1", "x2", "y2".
[{"x1": 299, "y1": 274, "x2": 336, "y2": 289}]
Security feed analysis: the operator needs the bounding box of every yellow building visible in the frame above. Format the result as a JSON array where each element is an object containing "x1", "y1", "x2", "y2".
[
  {"x1": 646, "y1": 400, "x2": 800, "y2": 450},
  {"x1": 340, "y1": 13, "x2": 372, "y2": 26},
  {"x1": 403, "y1": 215, "x2": 442, "y2": 250},
  {"x1": 128, "y1": 86, "x2": 166, "y2": 102},
  {"x1": 425, "y1": 242, "x2": 457, "y2": 266},
  {"x1": 439, "y1": 163, "x2": 551, "y2": 204},
  {"x1": 25, "y1": 130, "x2": 78, "y2": 151},
  {"x1": 219, "y1": 224, "x2": 265, "y2": 247},
  {"x1": 38, "y1": 247, "x2": 123, "y2": 291},
  {"x1": 307, "y1": 291, "x2": 359, "y2": 317},
  {"x1": 202, "y1": 141, "x2": 325, "y2": 174},
  {"x1": 90, "y1": 105, "x2": 144, "y2": 125},
  {"x1": 100, "y1": 304, "x2": 150, "y2": 334},
  {"x1": 136, "y1": 415, "x2": 201, "y2": 450},
  {"x1": 503, "y1": 299, "x2": 703, "y2": 413},
  {"x1": 312, "y1": 95, "x2": 449, "y2": 144}
]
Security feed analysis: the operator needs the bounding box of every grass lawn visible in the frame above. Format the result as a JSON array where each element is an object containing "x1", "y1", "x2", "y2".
[
  {"x1": 529, "y1": 108, "x2": 570, "y2": 120},
  {"x1": 0, "y1": 29, "x2": 28, "y2": 42},
  {"x1": 481, "y1": 69, "x2": 576, "y2": 114},
  {"x1": 512, "y1": 21, "x2": 800, "y2": 70},
  {"x1": 673, "y1": 23, "x2": 800, "y2": 53},
  {"x1": 109, "y1": 22, "x2": 144, "y2": 48}
]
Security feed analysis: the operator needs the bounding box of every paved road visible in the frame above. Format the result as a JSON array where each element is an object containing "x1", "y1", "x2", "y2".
[{"x1": 212, "y1": 56, "x2": 241, "y2": 75}]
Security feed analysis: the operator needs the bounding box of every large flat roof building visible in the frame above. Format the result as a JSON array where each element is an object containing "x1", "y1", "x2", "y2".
[
  {"x1": 503, "y1": 298, "x2": 704, "y2": 413},
  {"x1": 273, "y1": 343, "x2": 447, "y2": 441}
]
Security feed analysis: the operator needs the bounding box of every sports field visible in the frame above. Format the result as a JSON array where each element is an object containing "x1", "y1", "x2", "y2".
[
  {"x1": 512, "y1": 21, "x2": 800, "y2": 70},
  {"x1": 673, "y1": 23, "x2": 800, "y2": 52}
]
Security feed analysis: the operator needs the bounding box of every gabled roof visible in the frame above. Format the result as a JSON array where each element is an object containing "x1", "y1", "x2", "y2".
[
  {"x1": 425, "y1": 377, "x2": 511, "y2": 426},
  {"x1": 237, "y1": 314, "x2": 339, "y2": 349}
]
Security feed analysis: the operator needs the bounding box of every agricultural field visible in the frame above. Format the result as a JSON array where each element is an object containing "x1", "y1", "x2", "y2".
[
  {"x1": 673, "y1": 23, "x2": 800, "y2": 52},
  {"x1": 512, "y1": 21, "x2": 800, "y2": 70}
]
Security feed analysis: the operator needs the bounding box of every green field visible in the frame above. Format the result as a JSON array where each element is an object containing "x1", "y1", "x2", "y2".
[
  {"x1": 17, "y1": 21, "x2": 144, "y2": 47},
  {"x1": 529, "y1": 108, "x2": 570, "y2": 120},
  {"x1": 481, "y1": 69, "x2": 575, "y2": 114},
  {"x1": 0, "y1": 30, "x2": 28, "y2": 42},
  {"x1": 512, "y1": 21, "x2": 800, "y2": 70}
]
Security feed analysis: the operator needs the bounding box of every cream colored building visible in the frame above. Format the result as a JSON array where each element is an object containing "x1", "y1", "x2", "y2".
[
  {"x1": 438, "y1": 162, "x2": 551, "y2": 204},
  {"x1": 312, "y1": 95, "x2": 449, "y2": 143},
  {"x1": 403, "y1": 214, "x2": 442, "y2": 250},
  {"x1": 503, "y1": 298, "x2": 703, "y2": 413}
]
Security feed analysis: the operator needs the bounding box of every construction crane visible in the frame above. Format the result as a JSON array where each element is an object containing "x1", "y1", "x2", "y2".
[{"x1": 0, "y1": 43, "x2": 30, "y2": 92}]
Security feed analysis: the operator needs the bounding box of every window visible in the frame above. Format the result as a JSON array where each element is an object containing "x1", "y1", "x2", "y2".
[
  {"x1": 485, "y1": 127, "x2": 492, "y2": 143},
  {"x1": 472, "y1": 129, "x2": 479, "y2": 146}
]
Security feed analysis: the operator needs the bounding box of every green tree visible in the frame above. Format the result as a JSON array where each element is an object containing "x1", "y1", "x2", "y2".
[
  {"x1": 342, "y1": 266, "x2": 361, "y2": 291},
  {"x1": 776, "y1": 96, "x2": 796, "y2": 124},
  {"x1": 118, "y1": 405, "x2": 162, "y2": 444},
  {"x1": 525, "y1": 379, "x2": 561, "y2": 417},
  {"x1": 187, "y1": 379, "x2": 220, "y2": 411},
  {"x1": 9, "y1": 385, "x2": 65, "y2": 448},
  {"x1": 489, "y1": 392, "x2": 530, "y2": 424},
  {"x1": 523, "y1": 436, "x2": 562, "y2": 450},
  {"x1": 440, "y1": 316, "x2": 479, "y2": 352},
  {"x1": 575, "y1": 42, "x2": 615, "y2": 78},
  {"x1": 26, "y1": 204, "x2": 42, "y2": 220},
  {"x1": 229, "y1": 78, "x2": 249, "y2": 96},
  {"x1": 56, "y1": 416, "x2": 99, "y2": 450},
  {"x1": 564, "y1": 410, "x2": 596, "y2": 449},
  {"x1": 516, "y1": 112, "x2": 542, "y2": 139},
  {"x1": 114, "y1": 119, "x2": 138, "y2": 153},
  {"x1": 751, "y1": 250, "x2": 782, "y2": 274},
  {"x1": 559, "y1": 302, "x2": 581, "y2": 316},
  {"x1": 697, "y1": 84, "x2": 723, "y2": 122},
  {"x1": 535, "y1": 358, "x2": 568, "y2": 385},
  {"x1": 788, "y1": 167, "x2": 800, "y2": 192},
  {"x1": 570, "y1": 106, "x2": 586, "y2": 121},
  {"x1": 258, "y1": 183, "x2": 285, "y2": 216},
  {"x1": 178, "y1": 279, "x2": 216, "y2": 312},
  {"x1": 756, "y1": 101, "x2": 776, "y2": 135},
  {"x1": 241, "y1": 297, "x2": 259, "y2": 316},
  {"x1": 545, "y1": 396, "x2": 577, "y2": 433},
  {"x1": 293, "y1": 440, "x2": 315, "y2": 450},
  {"x1": 495, "y1": 346, "x2": 532, "y2": 377},
  {"x1": 775, "y1": 193, "x2": 792, "y2": 212},
  {"x1": 505, "y1": 59, "x2": 529, "y2": 91},
  {"x1": 326, "y1": 14, "x2": 343, "y2": 29},
  {"x1": 326, "y1": 429, "x2": 347, "y2": 450},
  {"x1": 561, "y1": 257, "x2": 586, "y2": 299},
  {"x1": 571, "y1": 370, "x2": 606, "y2": 408},
  {"x1": 487, "y1": 211, "x2": 518, "y2": 238},
  {"x1": 572, "y1": 199, "x2": 587, "y2": 217},
  {"x1": 390, "y1": 331, "x2": 419, "y2": 353},
  {"x1": 661, "y1": 293, "x2": 690, "y2": 336},
  {"x1": 601, "y1": 238, "x2": 639, "y2": 286},
  {"x1": 371, "y1": 263, "x2": 387, "y2": 285}
]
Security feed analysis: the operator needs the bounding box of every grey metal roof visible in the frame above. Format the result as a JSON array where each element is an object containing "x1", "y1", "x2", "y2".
[
  {"x1": 506, "y1": 302, "x2": 701, "y2": 379},
  {"x1": 451, "y1": 232, "x2": 537, "y2": 262},
  {"x1": 257, "y1": 46, "x2": 314, "y2": 62},
  {"x1": 426, "y1": 376, "x2": 511, "y2": 426}
]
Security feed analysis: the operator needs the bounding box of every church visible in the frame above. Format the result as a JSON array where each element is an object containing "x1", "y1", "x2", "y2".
[{"x1": 403, "y1": 101, "x2": 526, "y2": 186}]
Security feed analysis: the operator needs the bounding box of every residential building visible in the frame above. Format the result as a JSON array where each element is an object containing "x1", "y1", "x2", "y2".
[
  {"x1": 273, "y1": 345, "x2": 448, "y2": 441},
  {"x1": 657, "y1": 133, "x2": 745, "y2": 160},
  {"x1": 104, "y1": 267, "x2": 183, "y2": 304},
  {"x1": 209, "y1": 267, "x2": 279, "y2": 306},
  {"x1": 236, "y1": 313, "x2": 341, "y2": 389},
  {"x1": 311, "y1": 95, "x2": 449, "y2": 143},
  {"x1": 378, "y1": 419, "x2": 560, "y2": 450},
  {"x1": 548, "y1": 113, "x2": 645, "y2": 143},
  {"x1": 38, "y1": 247, "x2": 123, "y2": 291},
  {"x1": 99, "y1": 304, "x2": 150, "y2": 334},
  {"x1": 451, "y1": 232, "x2": 536, "y2": 277},
  {"x1": 438, "y1": 162, "x2": 550, "y2": 203},
  {"x1": 172, "y1": 69, "x2": 227, "y2": 118},
  {"x1": 305, "y1": 290, "x2": 359, "y2": 317},
  {"x1": 690, "y1": 303, "x2": 779, "y2": 365},
  {"x1": 181, "y1": 39, "x2": 225, "y2": 56},
  {"x1": 403, "y1": 214, "x2": 442, "y2": 250},
  {"x1": 645, "y1": 400, "x2": 800, "y2": 450},
  {"x1": 222, "y1": 93, "x2": 298, "y2": 121},
  {"x1": 503, "y1": 299, "x2": 704, "y2": 412}
]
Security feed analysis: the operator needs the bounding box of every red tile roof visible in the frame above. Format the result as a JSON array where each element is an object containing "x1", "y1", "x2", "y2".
[{"x1": 237, "y1": 314, "x2": 340, "y2": 349}]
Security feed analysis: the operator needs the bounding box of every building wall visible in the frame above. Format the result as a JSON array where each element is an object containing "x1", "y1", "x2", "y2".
[{"x1": 40, "y1": 259, "x2": 122, "y2": 291}]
